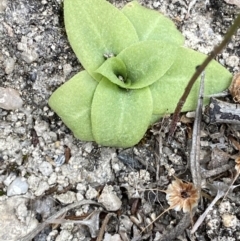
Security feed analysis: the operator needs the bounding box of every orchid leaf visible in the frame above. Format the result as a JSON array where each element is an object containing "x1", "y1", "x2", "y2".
[
  {"x1": 91, "y1": 79, "x2": 153, "y2": 148},
  {"x1": 94, "y1": 57, "x2": 131, "y2": 89},
  {"x1": 96, "y1": 41, "x2": 178, "y2": 89},
  {"x1": 49, "y1": 0, "x2": 233, "y2": 148},
  {"x1": 64, "y1": 0, "x2": 139, "y2": 80},
  {"x1": 150, "y1": 47, "x2": 232, "y2": 115},
  {"x1": 48, "y1": 71, "x2": 97, "y2": 141},
  {"x1": 122, "y1": 1, "x2": 184, "y2": 45}
]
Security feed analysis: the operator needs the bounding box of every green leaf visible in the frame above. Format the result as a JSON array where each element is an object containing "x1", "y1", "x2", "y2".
[
  {"x1": 64, "y1": 0, "x2": 139, "y2": 80},
  {"x1": 150, "y1": 114, "x2": 161, "y2": 125},
  {"x1": 95, "y1": 57, "x2": 131, "y2": 89},
  {"x1": 48, "y1": 71, "x2": 97, "y2": 141},
  {"x1": 150, "y1": 47, "x2": 232, "y2": 115},
  {"x1": 96, "y1": 41, "x2": 178, "y2": 89},
  {"x1": 91, "y1": 78, "x2": 153, "y2": 147},
  {"x1": 122, "y1": 1, "x2": 184, "y2": 45}
]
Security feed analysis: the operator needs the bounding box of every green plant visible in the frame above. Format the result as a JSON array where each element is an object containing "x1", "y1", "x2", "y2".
[{"x1": 49, "y1": 0, "x2": 232, "y2": 148}]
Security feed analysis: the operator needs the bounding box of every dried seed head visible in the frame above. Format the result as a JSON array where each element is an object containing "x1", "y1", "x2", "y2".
[
  {"x1": 141, "y1": 178, "x2": 199, "y2": 233},
  {"x1": 229, "y1": 73, "x2": 240, "y2": 103},
  {"x1": 165, "y1": 179, "x2": 199, "y2": 213}
]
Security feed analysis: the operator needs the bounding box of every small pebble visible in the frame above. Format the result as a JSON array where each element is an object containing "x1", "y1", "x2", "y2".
[
  {"x1": 63, "y1": 63, "x2": 72, "y2": 77},
  {"x1": 103, "y1": 233, "x2": 122, "y2": 241},
  {"x1": 168, "y1": 154, "x2": 183, "y2": 165},
  {"x1": 221, "y1": 213, "x2": 238, "y2": 228},
  {"x1": 3, "y1": 173, "x2": 17, "y2": 186},
  {"x1": 55, "y1": 191, "x2": 76, "y2": 204},
  {"x1": 7, "y1": 177, "x2": 29, "y2": 196},
  {"x1": 39, "y1": 161, "x2": 53, "y2": 176},
  {"x1": 226, "y1": 55, "x2": 239, "y2": 68},
  {"x1": 98, "y1": 185, "x2": 122, "y2": 211},
  {"x1": 56, "y1": 230, "x2": 73, "y2": 241},
  {"x1": 120, "y1": 215, "x2": 133, "y2": 231},
  {"x1": 35, "y1": 181, "x2": 49, "y2": 196},
  {"x1": 83, "y1": 142, "x2": 94, "y2": 153},
  {"x1": 0, "y1": 87, "x2": 23, "y2": 110},
  {"x1": 21, "y1": 50, "x2": 39, "y2": 63},
  {"x1": 55, "y1": 154, "x2": 65, "y2": 166},
  {"x1": 4, "y1": 57, "x2": 15, "y2": 74},
  {"x1": 153, "y1": 1, "x2": 160, "y2": 8},
  {"x1": 0, "y1": 0, "x2": 7, "y2": 13},
  {"x1": 86, "y1": 186, "x2": 98, "y2": 200}
]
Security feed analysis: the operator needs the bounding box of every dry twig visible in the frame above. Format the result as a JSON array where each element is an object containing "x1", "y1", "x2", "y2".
[
  {"x1": 19, "y1": 200, "x2": 102, "y2": 241},
  {"x1": 201, "y1": 161, "x2": 235, "y2": 178},
  {"x1": 96, "y1": 213, "x2": 116, "y2": 241},
  {"x1": 190, "y1": 71, "x2": 204, "y2": 192}
]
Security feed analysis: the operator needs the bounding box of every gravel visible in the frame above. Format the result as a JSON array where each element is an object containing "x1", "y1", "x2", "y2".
[{"x1": 0, "y1": 0, "x2": 240, "y2": 240}]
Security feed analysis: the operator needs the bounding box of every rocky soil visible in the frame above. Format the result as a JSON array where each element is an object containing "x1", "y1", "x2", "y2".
[{"x1": 0, "y1": 0, "x2": 240, "y2": 240}]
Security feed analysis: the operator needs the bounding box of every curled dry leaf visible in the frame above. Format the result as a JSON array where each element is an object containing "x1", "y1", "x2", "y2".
[{"x1": 229, "y1": 72, "x2": 240, "y2": 103}]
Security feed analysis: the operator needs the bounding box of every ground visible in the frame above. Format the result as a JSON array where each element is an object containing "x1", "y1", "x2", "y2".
[{"x1": 0, "y1": 0, "x2": 240, "y2": 240}]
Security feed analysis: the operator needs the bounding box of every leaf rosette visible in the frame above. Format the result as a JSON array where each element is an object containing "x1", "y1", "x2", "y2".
[{"x1": 49, "y1": 0, "x2": 232, "y2": 148}]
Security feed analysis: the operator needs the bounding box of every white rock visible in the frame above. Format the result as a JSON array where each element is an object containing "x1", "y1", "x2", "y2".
[
  {"x1": 98, "y1": 185, "x2": 122, "y2": 211},
  {"x1": 103, "y1": 233, "x2": 122, "y2": 241},
  {"x1": 76, "y1": 183, "x2": 87, "y2": 192},
  {"x1": 55, "y1": 191, "x2": 76, "y2": 204},
  {"x1": 39, "y1": 161, "x2": 53, "y2": 176},
  {"x1": 0, "y1": 0, "x2": 7, "y2": 13},
  {"x1": 34, "y1": 197, "x2": 55, "y2": 219},
  {"x1": 119, "y1": 215, "x2": 133, "y2": 231},
  {"x1": 63, "y1": 63, "x2": 72, "y2": 77},
  {"x1": 153, "y1": 1, "x2": 160, "y2": 8},
  {"x1": 76, "y1": 193, "x2": 84, "y2": 201},
  {"x1": 27, "y1": 174, "x2": 40, "y2": 191},
  {"x1": 222, "y1": 213, "x2": 238, "y2": 228},
  {"x1": 21, "y1": 49, "x2": 39, "y2": 63},
  {"x1": 56, "y1": 230, "x2": 73, "y2": 241},
  {"x1": 83, "y1": 142, "x2": 94, "y2": 153},
  {"x1": 0, "y1": 87, "x2": 23, "y2": 110},
  {"x1": 0, "y1": 197, "x2": 38, "y2": 241},
  {"x1": 15, "y1": 202, "x2": 28, "y2": 222},
  {"x1": 3, "y1": 172, "x2": 16, "y2": 186},
  {"x1": 219, "y1": 201, "x2": 232, "y2": 214},
  {"x1": 34, "y1": 120, "x2": 49, "y2": 136},
  {"x1": 7, "y1": 177, "x2": 29, "y2": 196},
  {"x1": 226, "y1": 55, "x2": 239, "y2": 68},
  {"x1": 48, "y1": 172, "x2": 57, "y2": 185},
  {"x1": 4, "y1": 57, "x2": 15, "y2": 74},
  {"x1": 35, "y1": 181, "x2": 49, "y2": 196},
  {"x1": 85, "y1": 185, "x2": 98, "y2": 200}
]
